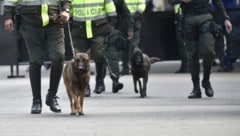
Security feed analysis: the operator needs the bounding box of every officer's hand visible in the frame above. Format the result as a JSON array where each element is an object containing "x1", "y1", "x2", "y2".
[
  {"x1": 4, "y1": 19, "x2": 14, "y2": 33},
  {"x1": 224, "y1": 19, "x2": 232, "y2": 34},
  {"x1": 127, "y1": 32, "x2": 133, "y2": 40},
  {"x1": 60, "y1": 11, "x2": 70, "y2": 23},
  {"x1": 180, "y1": 0, "x2": 191, "y2": 3}
]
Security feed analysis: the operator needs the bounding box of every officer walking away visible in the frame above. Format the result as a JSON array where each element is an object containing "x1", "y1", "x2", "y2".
[
  {"x1": 120, "y1": 0, "x2": 146, "y2": 75},
  {"x1": 70, "y1": 0, "x2": 117, "y2": 95},
  {"x1": 104, "y1": 0, "x2": 134, "y2": 93},
  {"x1": 4, "y1": 0, "x2": 70, "y2": 113},
  {"x1": 168, "y1": 0, "x2": 232, "y2": 98},
  {"x1": 173, "y1": 4, "x2": 189, "y2": 73}
]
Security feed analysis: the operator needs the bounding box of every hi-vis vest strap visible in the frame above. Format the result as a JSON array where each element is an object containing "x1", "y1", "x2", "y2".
[
  {"x1": 41, "y1": 0, "x2": 49, "y2": 27},
  {"x1": 72, "y1": 0, "x2": 117, "y2": 38},
  {"x1": 4, "y1": 0, "x2": 60, "y2": 26},
  {"x1": 174, "y1": 4, "x2": 181, "y2": 14},
  {"x1": 124, "y1": 0, "x2": 146, "y2": 14}
]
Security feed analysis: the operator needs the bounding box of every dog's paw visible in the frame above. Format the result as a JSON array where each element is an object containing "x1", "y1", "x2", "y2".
[
  {"x1": 70, "y1": 112, "x2": 77, "y2": 115},
  {"x1": 78, "y1": 112, "x2": 84, "y2": 116}
]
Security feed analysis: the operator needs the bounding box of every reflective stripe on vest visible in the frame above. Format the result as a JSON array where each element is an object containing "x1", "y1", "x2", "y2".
[
  {"x1": 174, "y1": 4, "x2": 181, "y2": 14},
  {"x1": 72, "y1": 0, "x2": 116, "y2": 38},
  {"x1": 21, "y1": 0, "x2": 59, "y2": 5},
  {"x1": 86, "y1": 20, "x2": 93, "y2": 38},
  {"x1": 4, "y1": 0, "x2": 58, "y2": 6},
  {"x1": 41, "y1": 3, "x2": 49, "y2": 26},
  {"x1": 4, "y1": 0, "x2": 19, "y2": 6},
  {"x1": 5, "y1": 0, "x2": 59, "y2": 26},
  {"x1": 125, "y1": 0, "x2": 146, "y2": 14}
]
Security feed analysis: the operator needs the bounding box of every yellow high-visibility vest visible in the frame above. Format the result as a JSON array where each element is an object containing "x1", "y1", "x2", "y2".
[
  {"x1": 124, "y1": 0, "x2": 146, "y2": 14},
  {"x1": 71, "y1": 0, "x2": 117, "y2": 38}
]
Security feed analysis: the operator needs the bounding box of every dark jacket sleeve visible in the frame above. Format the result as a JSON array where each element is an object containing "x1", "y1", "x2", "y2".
[
  {"x1": 61, "y1": 0, "x2": 71, "y2": 10},
  {"x1": 120, "y1": 0, "x2": 134, "y2": 32},
  {"x1": 213, "y1": 0, "x2": 230, "y2": 20},
  {"x1": 3, "y1": 6, "x2": 15, "y2": 20}
]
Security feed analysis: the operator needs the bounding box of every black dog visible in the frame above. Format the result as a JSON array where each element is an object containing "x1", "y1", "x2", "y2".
[{"x1": 131, "y1": 47, "x2": 160, "y2": 98}]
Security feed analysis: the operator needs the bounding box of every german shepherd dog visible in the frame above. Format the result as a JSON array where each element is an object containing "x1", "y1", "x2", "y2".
[
  {"x1": 63, "y1": 52, "x2": 90, "y2": 115},
  {"x1": 131, "y1": 47, "x2": 160, "y2": 98}
]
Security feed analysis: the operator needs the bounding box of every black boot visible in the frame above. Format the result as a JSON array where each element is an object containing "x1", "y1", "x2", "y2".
[
  {"x1": 94, "y1": 62, "x2": 106, "y2": 94},
  {"x1": 31, "y1": 97, "x2": 42, "y2": 114},
  {"x1": 46, "y1": 94, "x2": 61, "y2": 113},
  {"x1": 188, "y1": 88, "x2": 202, "y2": 98},
  {"x1": 202, "y1": 80, "x2": 214, "y2": 97},
  {"x1": 109, "y1": 64, "x2": 123, "y2": 93},
  {"x1": 85, "y1": 84, "x2": 91, "y2": 97},
  {"x1": 45, "y1": 63, "x2": 63, "y2": 113},
  {"x1": 94, "y1": 83, "x2": 105, "y2": 94},
  {"x1": 112, "y1": 80, "x2": 123, "y2": 93},
  {"x1": 202, "y1": 71, "x2": 214, "y2": 97},
  {"x1": 29, "y1": 66, "x2": 42, "y2": 114},
  {"x1": 188, "y1": 77, "x2": 202, "y2": 98}
]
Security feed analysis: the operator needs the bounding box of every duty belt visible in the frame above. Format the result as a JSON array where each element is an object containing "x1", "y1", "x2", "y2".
[{"x1": 183, "y1": 9, "x2": 209, "y2": 15}]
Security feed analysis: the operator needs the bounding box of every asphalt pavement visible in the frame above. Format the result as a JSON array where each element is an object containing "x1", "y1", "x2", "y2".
[{"x1": 0, "y1": 60, "x2": 240, "y2": 136}]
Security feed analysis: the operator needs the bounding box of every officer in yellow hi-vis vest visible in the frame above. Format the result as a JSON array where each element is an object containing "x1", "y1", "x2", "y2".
[
  {"x1": 120, "y1": 0, "x2": 146, "y2": 75},
  {"x1": 71, "y1": 0, "x2": 117, "y2": 95},
  {"x1": 4, "y1": 0, "x2": 71, "y2": 114}
]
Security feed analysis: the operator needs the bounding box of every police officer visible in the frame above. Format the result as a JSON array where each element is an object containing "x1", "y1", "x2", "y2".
[
  {"x1": 70, "y1": 0, "x2": 117, "y2": 94},
  {"x1": 222, "y1": 0, "x2": 240, "y2": 71},
  {"x1": 4, "y1": 0, "x2": 70, "y2": 113},
  {"x1": 168, "y1": 0, "x2": 232, "y2": 98},
  {"x1": 174, "y1": 4, "x2": 189, "y2": 73},
  {"x1": 104, "y1": 0, "x2": 134, "y2": 93},
  {"x1": 120, "y1": 0, "x2": 146, "y2": 75}
]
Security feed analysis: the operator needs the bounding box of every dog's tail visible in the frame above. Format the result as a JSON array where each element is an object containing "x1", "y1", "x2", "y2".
[{"x1": 150, "y1": 57, "x2": 160, "y2": 64}]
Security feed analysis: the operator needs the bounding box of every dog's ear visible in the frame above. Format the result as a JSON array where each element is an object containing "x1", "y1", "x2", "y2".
[
  {"x1": 85, "y1": 49, "x2": 91, "y2": 57},
  {"x1": 74, "y1": 49, "x2": 80, "y2": 54},
  {"x1": 82, "y1": 53, "x2": 89, "y2": 60},
  {"x1": 131, "y1": 46, "x2": 141, "y2": 53}
]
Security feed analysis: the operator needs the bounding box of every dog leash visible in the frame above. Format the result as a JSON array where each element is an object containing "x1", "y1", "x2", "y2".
[
  {"x1": 67, "y1": 21, "x2": 76, "y2": 58},
  {"x1": 103, "y1": 54, "x2": 118, "y2": 79},
  {"x1": 104, "y1": 36, "x2": 118, "y2": 78}
]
